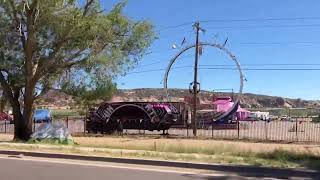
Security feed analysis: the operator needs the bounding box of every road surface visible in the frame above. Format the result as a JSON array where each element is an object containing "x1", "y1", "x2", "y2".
[
  {"x1": 0, "y1": 155, "x2": 238, "y2": 180},
  {"x1": 0, "y1": 155, "x2": 315, "y2": 180}
]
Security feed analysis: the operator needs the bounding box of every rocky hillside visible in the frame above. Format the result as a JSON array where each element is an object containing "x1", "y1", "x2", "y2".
[
  {"x1": 112, "y1": 88, "x2": 320, "y2": 109},
  {"x1": 36, "y1": 88, "x2": 320, "y2": 109},
  {"x1": 35, "y1": 89, "x2": 75, "y2": 109}
]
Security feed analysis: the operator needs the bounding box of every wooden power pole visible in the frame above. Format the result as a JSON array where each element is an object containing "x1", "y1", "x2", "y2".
[{"x1": 191, "y1": 22, "x2": 204, "y2": 137}]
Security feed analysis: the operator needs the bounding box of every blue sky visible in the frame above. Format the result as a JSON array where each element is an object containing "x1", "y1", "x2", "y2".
[{"x1": 101, "y1": 0, "x2": 320, "y2": 100}]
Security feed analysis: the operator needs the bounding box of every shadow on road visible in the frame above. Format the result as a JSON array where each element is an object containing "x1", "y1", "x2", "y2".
[
  {"x1": 182, "y1": 167, "x2": 318, "y2": 179},
  {"x1": 186, "y1": 164, "x2": 319, "y2": 179}
]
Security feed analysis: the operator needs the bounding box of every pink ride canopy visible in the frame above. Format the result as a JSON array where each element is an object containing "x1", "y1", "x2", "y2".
[{"x1": 213, "y1": 96, "x2": 250, "y2": 120}]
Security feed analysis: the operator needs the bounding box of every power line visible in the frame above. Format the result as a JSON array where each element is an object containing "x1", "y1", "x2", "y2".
[
  {"x1": 205, "y1": 24, "x2": 320, "y2": 30},
  {"x1": 140, "y1": 54, "x2": 194, "y2": 67},
  {"x1": 199, "y1": 63, "x2": 320, "y2": 67},
  {"x1": 157, "y1": 22, "x2": 194, "y2": 31},
  {"x1": 238, "y1": 41, "x2": 320, "y2": 46},
  {"x1": 145, "y1": 47, "x2": 176, "y2": 55},
  {"x1": 139, "y1": 60, "x2": 320, "y2": 69},
  {"x1": 126, "y1": 66, "x2": 320, "y2": 75},
  {"x1": 160, "y1": 23, "x2": 320, "y2": 33},
  {"x1": 144, "y1": 41, "x2": 320, "y2": 56},
  {"x1": 157, "y1": 17, "x2": 320, "y2": 32},
  {"x1": 239, "y1": 41, "x2": 320, "y2": 45},
  {"x1": 141, "y1": 60, "x2": 164, "y2": 67},
  {"x1": 200, "y1": 17, "x2": 320, "y2": 23},
  {"x1": 156, "y1": 32, "x2": 320, "y2": 46},
  {"x1": 201, "y1": 67, "x2": 320, "y2": 71}
]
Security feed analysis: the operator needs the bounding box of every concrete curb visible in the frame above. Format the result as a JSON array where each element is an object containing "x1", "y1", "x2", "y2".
[{"x1": 0, "y1": 149, "x2": 319, "y2": 178}]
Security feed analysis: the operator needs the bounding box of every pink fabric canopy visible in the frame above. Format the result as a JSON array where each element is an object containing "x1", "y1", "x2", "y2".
[{"x1": 213, "y1": 96, "x2": 250, "y2": 120}]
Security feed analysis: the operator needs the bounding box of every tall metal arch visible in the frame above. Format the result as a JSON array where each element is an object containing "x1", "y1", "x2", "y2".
[{"x1": 163, "y1": 42, "x2": 245, "y2": 121}]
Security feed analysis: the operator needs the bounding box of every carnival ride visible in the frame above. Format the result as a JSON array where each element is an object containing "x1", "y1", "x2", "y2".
[
  {"x1": 86, "y1": 32, "x2": 245, "y2": 134},
  {"x1": 86, "y1": 102, "x2": 182, "y2": 134}
]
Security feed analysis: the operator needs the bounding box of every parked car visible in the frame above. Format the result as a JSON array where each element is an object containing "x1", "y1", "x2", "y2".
[
  {"x1": 280, "y1": 115, "x2": 292, "y2": 121},
  {"x1": 34, "y1": 109, "x2": 52, "y2": 123},
  {"x1": 246, "y1": 116, "x2": 258, "y2": 121},
  {"x1": 269, "y1": 115, "x2": 278, "y2": 121}
]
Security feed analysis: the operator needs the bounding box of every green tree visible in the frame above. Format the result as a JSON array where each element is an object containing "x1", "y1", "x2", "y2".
[
  {"x1": 61, "y1": 74, "x2": 117, "y2": 113},
  {"x1": 0, "y1": 87, "x2": 7, "y2": 113},
  {"x1": 0, "y1": 0, "x2": 155, "y2": 141}
]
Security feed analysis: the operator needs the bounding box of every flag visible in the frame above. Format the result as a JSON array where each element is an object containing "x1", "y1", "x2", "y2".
[
  {"x1": 223, "y1": 38, "x2": 228, "y2": 47},
  {"x1": 181, "y1": 37, "x2": 186, "y2": 46}
]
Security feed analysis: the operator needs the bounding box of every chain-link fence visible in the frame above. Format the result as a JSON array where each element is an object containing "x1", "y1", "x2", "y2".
[{"x1": 1, "y1": 116, "x2": 320, "y2": 143}]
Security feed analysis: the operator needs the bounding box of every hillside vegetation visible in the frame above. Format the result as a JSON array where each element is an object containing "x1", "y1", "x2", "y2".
[
  {"x1": 112, "y1": 88, "x2": 320, "y2": 109},
  {"x1": 36, "y1": 89, "x2": 320, "y2": 117}
]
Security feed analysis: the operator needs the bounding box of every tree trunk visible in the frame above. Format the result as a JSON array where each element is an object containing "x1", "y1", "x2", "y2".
[
  {"x1": 0, "y1": 97, "x2": 5, "y2": 113},
  {"x1": 12, "y1": 88, "x2": 32, "y2": 141},
  {"x1": 12, "y1": 99, "x2": 27, "y2": 141},
  {"x1": 0, "y1": 73, "x2": 34, "y2": 141},
  {"x1": 21, "y1": 84, "x2": 35, "y2": 141}
]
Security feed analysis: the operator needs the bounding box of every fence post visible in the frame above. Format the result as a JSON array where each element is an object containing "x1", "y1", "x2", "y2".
[
  {"x1": 33, "y1": 118, "x2": 36, "y2": 132},
  {"x1": 138, "y1": 122, "x2": 141, "y2": 134},
  {"x1": 295, "y1": 117, "x2": 298, "y2": 142},
  {"x1": 264, "y1": 119, "x2": 268, "y2": 141},
  {"x1": 4, "y1": 120, "x2": 7, "y2": 133},
  {"x1": 237, "y1": 119, "x2": 240, "y2": 140},
  {"x1": 83, "y1": 116, "x2": 86, "y2": 136},
  {"x1": 186, "y1": 124, "x2": 189, "y2": 138},
  {"x1": 211, "y1": 121, "x2": 214, "y2": 139},
  {"x1": 66, "y1": 116, "x2": 69, "y2": 128}
]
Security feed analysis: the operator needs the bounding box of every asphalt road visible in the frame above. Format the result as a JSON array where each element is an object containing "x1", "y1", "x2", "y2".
[
  {"x1": 0, "y1": 156, "x2": 236, "y2": 180},
  {"x1": 0, "y1": 155, "x2": 316, "y2": 180}
]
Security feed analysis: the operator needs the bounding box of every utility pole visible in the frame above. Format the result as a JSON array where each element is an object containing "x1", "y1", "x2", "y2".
[{"x1": 191, "y1": 22, "x2": 204, "y2": 137}]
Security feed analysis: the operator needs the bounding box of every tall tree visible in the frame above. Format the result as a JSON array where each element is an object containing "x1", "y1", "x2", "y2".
[
  {"x1": 0, "y1": 87, "x2": 7, "y2": 113},
  {"x1": 0, "y1": 97, "x2": 7, "y2": 113},
  {"x1": 61, "y1": 75, "x2": 117, "y2": 113},
  {"x1": 0, "y1": 0, "x2": 155, "y2": 141}
]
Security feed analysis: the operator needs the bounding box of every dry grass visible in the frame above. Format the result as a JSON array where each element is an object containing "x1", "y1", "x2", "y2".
[
  {"x1": 72, "y1": 136, "x2": 320, "y2": 169},
  {"x1": 0, "y1": 134, "x2": 13, "y2": 142},
  {"x1": 73, "y1": 136, "x2": 320, "y2": 156},
  {"x1": 2, "y1": 134, "x2": 320, "y2": 156},
  {"x1": 0, "y1": 142, "x2": 303, "y2": 168},
  {"x1": 2, "y1": 134, "x2": 320, "y2": 169}
]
